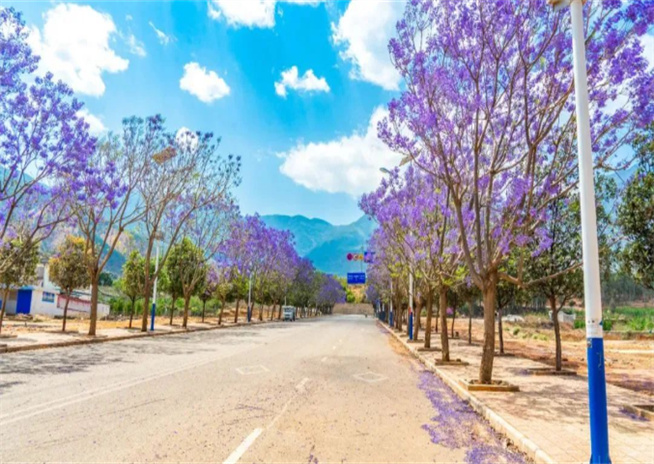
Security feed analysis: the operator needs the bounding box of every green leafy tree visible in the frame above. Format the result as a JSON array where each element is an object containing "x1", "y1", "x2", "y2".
[
  {"x1": 98, "y1": 272, "x2": 114, "y2": 286},
  {"x1": 618, "y1": 126, "x2": 653, "y2": 290},
  {"x1": 167, "y1": 238, "x2": 207, "y2": 328},
  {"x1": 0, "y1": 238, "x2": 39, "y2": 333},
  {"x1": 49, "y1": 236, "x2": 91, "y2": 332},
  {"x1": 119, "y1": 251, "x2": 146, "y2": 329}
]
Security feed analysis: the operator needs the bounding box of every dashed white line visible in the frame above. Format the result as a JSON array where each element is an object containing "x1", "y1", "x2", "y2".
[
  {"x1": 295, "y1": 377, "x2": 310, "y2": 393},
  {"x1": 222, "y1": 428, "x2": 262, "y2": 464}
]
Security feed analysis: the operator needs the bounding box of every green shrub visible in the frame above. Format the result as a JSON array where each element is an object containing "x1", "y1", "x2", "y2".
[
  {"x1": 512, "y1": 327, "x2": 520, "y2": 336},
  {"x1": 602, "y1": 319, "x2": 613, "y2": 332},
  {"x1": 574, "y1": 319, "x2": 585, "y2": 330}
]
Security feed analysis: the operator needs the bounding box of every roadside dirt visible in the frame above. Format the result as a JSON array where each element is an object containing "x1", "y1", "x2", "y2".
[{"x1": 416, "y1": 316, "x2": 654, "y2": 396}]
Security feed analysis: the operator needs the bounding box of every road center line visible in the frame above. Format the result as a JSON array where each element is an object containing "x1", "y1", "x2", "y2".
[
  {"x1": 222, "y1": 428, "x2": 262, "y2": 464},
  {"x1": 295, "y1": 377, "x2": 309, "y2": 392}
]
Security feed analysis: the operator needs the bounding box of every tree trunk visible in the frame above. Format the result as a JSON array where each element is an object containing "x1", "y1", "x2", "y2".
[
  {"x1": 234, "y1": 299, "x2": 240, "y2": 323},
  {"x1": 269, "y1": 303, "x2": 275, "y2": 321},
  {"x1": 479, "y1": 277, "x2": 497, "y2": 384},
  {"x1": 129, "y1": 299, "x2": 135, "y2": 328},
  {"x1": 169, "y1": 294, "x2": 176, "y2": 325},
  {"x1": 202, "y1": 300, "x2": 206, "y2": 323},
  {"x1": 88, "y1": 274, "x2": 100, "y2": 336},
  {"x1": 141, "y1": 281, "x2": 151, "y2": 333},
  {"x1": 434, "y1": 305, "x2": 439, "y2": 333},
  {"x1": 277, "y1": 303, "x2": 282, "y2": 320},
  {"x1": 451, "y1": 303, "x2": 456, "y2": 339},
  {"x1": 424, "y1": 289, "x2": 434, "y2": 349},
  {"x1": 258, "y1": 302, "x2": 264, "y2": 321},
  {"x1": 468, "y1": 299, "x2": 473, "y2": 345},
  {"x1": 413, "y1": 297, "x2": 420, "y2": 341},
  {"x1": 550, "y1": 295, "x2": 562, "y2": 371},
  {"x1": 62, "y1": 291, "x2": 71, "y2": 332},
  {"x1": 219, "y1": 296, "x2": 226, "y2": 325},
  {"x1": 498, "y1": 307, "x2": 504, "y2": 355},
  {"x1": 0, "y1": 288, "x2": 9, "y2": 334},
  {"x1": 182, "y1": 296, "x2": 190, "y2": 329},
  {"x1": 439, "y1": 287, "x2": 450, "y2": 362}
]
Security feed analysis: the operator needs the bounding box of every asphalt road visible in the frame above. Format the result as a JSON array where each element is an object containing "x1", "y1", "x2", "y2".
[{"x1": 0, "y1": 315, "x2": 526, "y2": 463}]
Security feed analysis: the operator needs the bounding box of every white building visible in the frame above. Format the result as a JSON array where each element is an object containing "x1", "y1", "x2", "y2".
[{"x1": 2, "y1": 263, "x2": 109, "y2": 318}]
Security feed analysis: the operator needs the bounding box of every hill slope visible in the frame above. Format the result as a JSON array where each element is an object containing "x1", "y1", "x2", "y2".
[{"x1": 261, "y1": 215, "x2": 374, "y2": 276}]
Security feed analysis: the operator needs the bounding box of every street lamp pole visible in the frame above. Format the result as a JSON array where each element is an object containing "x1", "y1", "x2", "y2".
[
  {"x1": 549, "y1": 1, "x2": 610, "y2": 462},
  {"x1": 247, "y1": 274, "x2": 252, "y2": 322},
  {"x1": 390, "y1": 279, "x2": 394, "y2": 327},
  {"x1": 408, "y1": 269, "x2": 414, "y2": 340},
  {"x1": 150, "y1": 242, "x2": 160, "y2": 331}
]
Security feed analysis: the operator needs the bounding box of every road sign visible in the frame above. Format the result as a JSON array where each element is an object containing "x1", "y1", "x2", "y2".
[{"x1": 347, "y1": 272, "x2": 366, "y2": 285}]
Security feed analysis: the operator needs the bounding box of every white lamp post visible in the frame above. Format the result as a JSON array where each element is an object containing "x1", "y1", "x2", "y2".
[{"x1": 548, "y1": 1, "x2": 610, "y2": 462}]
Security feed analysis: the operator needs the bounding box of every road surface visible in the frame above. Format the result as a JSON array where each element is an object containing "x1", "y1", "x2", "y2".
[{"x1": 0, "y1": 316, "x2": 526, "y2": 463}]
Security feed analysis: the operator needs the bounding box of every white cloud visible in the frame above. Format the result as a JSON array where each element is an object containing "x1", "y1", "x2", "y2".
[
  {"x1": 126, "y1": 34, "x2": 146, "y2": 57},
  {"x1": 78, "y1": 109, "x2": 107, "y2": 135},
  {"x1": 176, "y1": 127, "x2": 199, "y2": 151},
  {"x1": 274, "y1": 66, "x2": 329, "y2": 98},
  {"x1": 27, "y1": 4, "x2": 128, "y2": 97},
  {"x1": 207, "y1": 0, "x2": 321, "y2": 28},
  {"x1": 125, "y1": 14, "x2": 133, "y2": 21},
  {"x1": 179, "y1": 62, "x2": 231, "y2": 103},
  {"x1": 331, "y1": 0, "x2": 404, "y2": 91},
  {"x1": 278, "y1": 107, "x2": 402, "y2": 196},
  {"x1": 149, "y1": 21, "x2": 174, "y2": 45}
]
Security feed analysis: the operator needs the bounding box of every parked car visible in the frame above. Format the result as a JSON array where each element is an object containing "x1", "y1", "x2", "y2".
[{"x1": 282, "y1": 306, "x2": 296, "y2": 321}]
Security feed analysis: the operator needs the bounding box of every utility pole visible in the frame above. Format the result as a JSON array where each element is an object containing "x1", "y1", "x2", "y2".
[{"x1": 548, "y1": 1, "x2": 611, "y2": 462}]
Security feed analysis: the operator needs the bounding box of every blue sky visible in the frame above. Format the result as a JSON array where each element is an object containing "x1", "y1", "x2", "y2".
[{"x1": 13, "y1": 0, "x2": 407, "y2": 225}]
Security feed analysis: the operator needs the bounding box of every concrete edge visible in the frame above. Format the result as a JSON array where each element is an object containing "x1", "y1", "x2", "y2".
[
  {"x1": 377, "y1": 320, "x2": 557, "y2": 464},
  {"x1": 0, "y1": 319, "x2": 271, "y2": 354}
]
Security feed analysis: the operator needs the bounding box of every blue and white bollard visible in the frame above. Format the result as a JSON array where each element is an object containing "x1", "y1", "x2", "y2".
[{"x1": 408, "y1": 312, "x2": 413, "y2": 340}]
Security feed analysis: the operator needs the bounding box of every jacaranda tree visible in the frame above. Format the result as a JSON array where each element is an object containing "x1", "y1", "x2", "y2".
[{"x1": 380, "y1": 0, "x2": 654, "y2": 384}]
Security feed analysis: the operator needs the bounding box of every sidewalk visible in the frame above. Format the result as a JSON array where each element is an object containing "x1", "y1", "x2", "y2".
[
  {"x1": 0, "y1": 318, "x2": 271, "y2": 353},
  {"x1": 379, "y1": 321, "x2": 654, "y2": 464}
]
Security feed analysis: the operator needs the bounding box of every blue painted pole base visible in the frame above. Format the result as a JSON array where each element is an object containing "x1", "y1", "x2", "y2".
[
  {"x1": 150, "y1": 303, "x2": 156, "y2": 331},
  {"x1": 389, "y1": 311, "x2": 393, "y2": 327},
  {"x1": 408, "y1": 312, "x2": 413, "y2": 340},
  {"x1": 587, "y1": 337, "x2": 611, "y2": 464}
]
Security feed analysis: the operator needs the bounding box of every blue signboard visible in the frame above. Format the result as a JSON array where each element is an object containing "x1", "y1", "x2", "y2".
[{"x1": 347, "y1": 272, "x2": 366, "y2": 285}]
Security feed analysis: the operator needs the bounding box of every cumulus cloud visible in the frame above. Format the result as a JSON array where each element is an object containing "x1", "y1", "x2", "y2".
[
  {"x1": 179, "y1": 62, "x2": 231, "y2": 103},
  {"x1": 149, "y1": 21, "x2": 174, "y2": 45},
  {"x1": 331, "y1": 0, "x2": 404, "y2": 90},
  {"x1": 126, "y1": 33, "x2": 146, "y2": 57},
  {"x1": 274, "y1": 66, "x2": 329, "y2": 98},
  {"x1": 27, "y1": 4, "x2": 128, "y2": 97},
  {"x1": 278, "y1": 107, "x2": 402, "y2": 196},
  {"x1": 207, "y1": 0, "x2": 321, "y2": 28},
  {"x1": 78, "y1": 109, "x2": 107, "y2": 135}
]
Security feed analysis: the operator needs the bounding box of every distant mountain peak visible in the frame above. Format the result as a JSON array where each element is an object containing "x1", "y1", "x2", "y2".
[{"x1": 260, "y1": 214, "x2": 373, "y2": 276}]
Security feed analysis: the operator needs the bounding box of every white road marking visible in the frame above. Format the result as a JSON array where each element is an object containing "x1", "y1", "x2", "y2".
[
  {"x1": 267, "y1": 396, "x2": 294, "y2": 430},
  {"x1": 0, "y1": 356, "x2": 225, "y2": 426},
  {"x1": 295, "y1": 377, "x2": 310, "y2": 393},
  {"x1": 332, "y1": 346, "x2": 336, "y2": 350},
  {"x1": 353, "y1": 372, "x2": 388, "y2": 383},
  {"x1": 321, "y1": 356, "x2": 329, "y2": 363},
  {"x1": 222, "y1": 428, "x2": 262, "y2": 464},
  {"x1": 235, "y1": 365, "x2": 269, "y2": 375}
]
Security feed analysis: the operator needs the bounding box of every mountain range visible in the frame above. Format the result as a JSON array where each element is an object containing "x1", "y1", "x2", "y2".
[{"x1": 261, "y1": 215, "x2": 375, "y2": 276}]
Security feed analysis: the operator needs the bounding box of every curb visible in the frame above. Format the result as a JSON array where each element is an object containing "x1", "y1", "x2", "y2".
[
  {"x1": 0, "y1": 319, "x2": 270, "y2": 354},
  {"x1": 378, "y1": 320, "x2": 556, "y2": 464}
]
